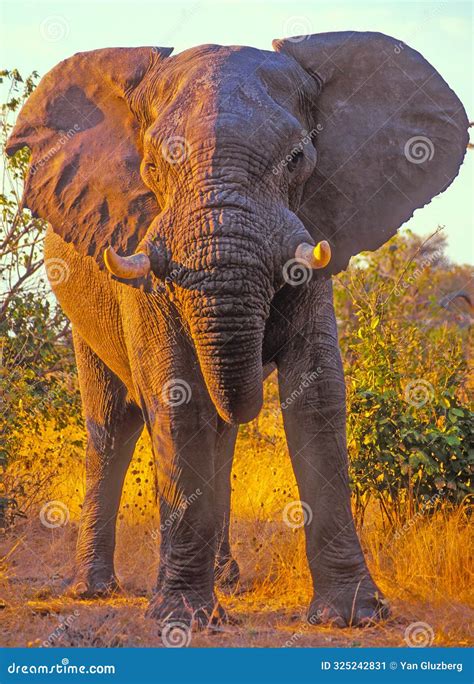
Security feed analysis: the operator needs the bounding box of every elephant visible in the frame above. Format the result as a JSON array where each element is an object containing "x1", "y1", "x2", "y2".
[{"x1": 7, "y1": 31, "x2": 468, "y2": 629}]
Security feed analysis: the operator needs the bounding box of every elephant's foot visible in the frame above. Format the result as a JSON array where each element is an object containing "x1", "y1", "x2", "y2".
[
  {"x1": 215, "y1": 556, "x2": 240, "y2": 593},
  {"x1": 146, "y1": 589, "x2": 227, "y2": 631},
  {"x1": 66, "y1": 569, "x2": 121, "y2": 599},
  {"x1": 308, "y1": 577, "x2": 389, "y2": 628}
]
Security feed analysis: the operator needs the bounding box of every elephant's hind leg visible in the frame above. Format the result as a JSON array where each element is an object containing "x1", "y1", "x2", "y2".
[{"x1": 69, "y1": 331, "x2": 144, "y2": 598}]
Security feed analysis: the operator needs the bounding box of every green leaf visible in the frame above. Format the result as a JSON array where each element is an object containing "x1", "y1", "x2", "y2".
[{"x1": 371, "y1": 316, "x2": 380, "y2": 329}]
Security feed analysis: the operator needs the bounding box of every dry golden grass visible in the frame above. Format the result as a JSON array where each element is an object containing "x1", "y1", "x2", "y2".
[{"x1": 1, "y1": 377, "x2": 472, "y2": 647}]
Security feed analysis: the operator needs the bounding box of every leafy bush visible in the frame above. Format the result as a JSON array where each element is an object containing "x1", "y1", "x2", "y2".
[
  {"x1": 0, "y1": 70, "x2": 81, "y2": 518},
  {"x1": 335, "y1": 231, "x2": 473, "y2": 526}
]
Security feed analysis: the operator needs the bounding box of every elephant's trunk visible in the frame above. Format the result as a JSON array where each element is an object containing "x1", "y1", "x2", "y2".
[
  {"x1": 173, "y1": 213, "x2": 271, "y2": 423},
  {"x1": 191, "y1": 308, "x2": 265, "y2": 423},
  {"x1": 182, "y1": 272, "x2": 269, "y2": 423}
]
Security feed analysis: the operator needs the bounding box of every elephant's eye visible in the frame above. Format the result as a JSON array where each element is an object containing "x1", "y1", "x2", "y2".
[{"x1": 287, "y1": 150, "x2": 304, "y2": 173}]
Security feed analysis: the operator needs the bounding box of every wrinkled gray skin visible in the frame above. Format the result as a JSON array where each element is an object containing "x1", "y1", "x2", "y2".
[{"x1": 8, "y1": 33, "x2": 468, "y2": 629}]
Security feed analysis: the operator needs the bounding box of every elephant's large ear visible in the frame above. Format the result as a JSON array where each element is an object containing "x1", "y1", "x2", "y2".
[
  {"x1": 273, "y1": 32, "x2": 469, "y2": 274},
  {"x1": 6, "y1": 46, "x2": 173, "y2": 265}
]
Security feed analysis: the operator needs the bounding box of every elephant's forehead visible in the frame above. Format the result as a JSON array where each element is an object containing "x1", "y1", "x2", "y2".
[
  {"x1": 160, "y1": 44, "x2": 303, "y2": 96},
  {"x1": 156, "y1": 44, "x2": 306, "y2": 119}
]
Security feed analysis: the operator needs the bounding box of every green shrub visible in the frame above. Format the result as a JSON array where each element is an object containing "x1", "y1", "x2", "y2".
[
  {"x1": 335, "y1": 231, "x2": 473, "y2": 527},
  {"x1": 0, "y1": 70, "x2": 81, "y2": 516}
]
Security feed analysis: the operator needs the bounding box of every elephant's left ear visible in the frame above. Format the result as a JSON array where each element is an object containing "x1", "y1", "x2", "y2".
[{"x1": 273, "y1": 32, "x2": 469, "y2": 275}]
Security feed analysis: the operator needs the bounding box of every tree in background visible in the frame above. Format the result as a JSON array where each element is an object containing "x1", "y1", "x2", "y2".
[{"x1": 0, "y1": 70, "x2": 80, "y2": 528}]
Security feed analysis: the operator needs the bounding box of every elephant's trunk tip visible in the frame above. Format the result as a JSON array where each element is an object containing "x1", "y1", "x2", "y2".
[
  {"x1": 218, "y1": 392, "x2": 263, "y2": 425},
  {"x1": 295, "y1": 240, "x2": 331, "y2": 269}
]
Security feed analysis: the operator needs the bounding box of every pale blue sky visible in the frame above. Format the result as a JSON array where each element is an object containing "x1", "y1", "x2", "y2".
[{"x1": 1, "y1": 0, "x2": 472, "y2": 264}]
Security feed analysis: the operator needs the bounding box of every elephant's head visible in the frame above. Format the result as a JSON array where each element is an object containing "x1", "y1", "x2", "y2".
[{"x1": 7, "y1": 34, "x2": 468, "y2": 423}]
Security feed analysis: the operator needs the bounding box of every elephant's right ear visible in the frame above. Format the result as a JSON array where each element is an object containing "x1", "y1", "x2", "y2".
[{"x1": 6, "y1": 46, "x2": 173, "y2": 265}]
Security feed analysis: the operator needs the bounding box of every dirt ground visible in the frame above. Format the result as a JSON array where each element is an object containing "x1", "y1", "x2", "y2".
[{"x1": 1, "y1": 519, "x2": 472, "y2": 649}]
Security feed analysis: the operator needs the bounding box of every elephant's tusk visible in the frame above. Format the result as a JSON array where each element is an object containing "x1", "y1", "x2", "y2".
[
  {"x1": 295, "y1": 240, "x2": 331, "y2": 269},
  {"x1": 104, "y1": 246, "x2": 151, "y2": 279}
]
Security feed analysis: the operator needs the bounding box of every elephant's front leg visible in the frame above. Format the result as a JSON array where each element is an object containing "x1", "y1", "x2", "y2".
[
  {"x1": 155, "y1": 419, "x2": 240, "y2": 595},
  {"x1": 276, "y1": 280, "x2": 388, "y2": 626},
  {"x1": 143, "y1": 384, "x2": 225, "y2": 628},
  {"x1": 71, "y1": 332, "x2": 144, "y2": 597}
]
